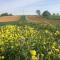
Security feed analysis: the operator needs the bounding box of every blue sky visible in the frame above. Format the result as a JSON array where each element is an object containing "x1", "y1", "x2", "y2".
[{"x1": 0, "y1": 0, "x2": 60, "y2": 15}]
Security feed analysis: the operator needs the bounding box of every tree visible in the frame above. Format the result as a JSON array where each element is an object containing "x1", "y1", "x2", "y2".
[
  {"x1": 36, "y1": 10, "x2": 40, "y2": 16},
  {"x1": 53, "y1": 13, "x2": 55, "y2": 16},
  {"x1": 42, "y1": 10, "x2": 51, "y2": 18},
  {"x1": 0, "y1": 13, "x2": 13, "y2": 16},
  {"x1": 56, "y1": 13, "x2": 59, "y2": 16},
  {"x1": 1, "y1": 13, "x2": 9, "y2": 16}
]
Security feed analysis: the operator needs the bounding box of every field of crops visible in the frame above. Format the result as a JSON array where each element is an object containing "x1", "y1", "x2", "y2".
[
  {"x1": 0, "y1": 16, "x2": 60, "y2": 60},
  {"x1": 27, "y1": 16, "x2": 60, "y2": 25}
]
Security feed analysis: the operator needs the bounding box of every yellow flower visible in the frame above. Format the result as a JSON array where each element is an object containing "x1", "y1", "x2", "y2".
[
  {"x1": 11, "y1": 46, "x2": 14, "y2": 49},
  {"x1": 30, "y1": 29, "x2": 34, "y2": 33},
  {"x1": 32, "y1": 56, "x2": 37, "y2": 60},
  {"x1": 55, "y1": 31, "x2": 60, "y2": 35},
  {"x1": 45, "y1": 30, "x2": 49, "y2": 33},
  {"x1": 48, "y1": 52, "x2": 52, "y2": 55},
  {"x1": 41, "y1": 54, "x2": 44, "y2": 56},
  {"x1": 1, "y1": 56, "x2": 5, "y2": 59},
  {"x1": 52, "y1": 42, "x2": 56, "y2": 49},
  {"x1": 30, "y1": 50, "x2": 36, "y2": 56},
  {"x1": 56, "y1": 31, "x2": 60, "y2": 34},
  {"x1": 53, "y1": 42, "x2": 56, "y2": 46},
  {"x1": 55, "y1": 49, "x2": 60, "y2": 52},
  {"x1": 58, "y1": 46, "x2": 60, "y2": 49},
  {"x1": 0, "y1": 41, "x2": 4, "y2": 45},
  {"x1": 52, "y1": 46, "x2": 55, "y2": 49}
]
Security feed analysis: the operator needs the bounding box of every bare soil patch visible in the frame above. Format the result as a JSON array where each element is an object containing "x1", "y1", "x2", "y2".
[{"x1": 0, "y1": 16, "x2": 20, "y2": 22}]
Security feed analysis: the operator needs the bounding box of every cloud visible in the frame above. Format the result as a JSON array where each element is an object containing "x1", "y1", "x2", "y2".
[
  {"x1": 0, "y1": 0, "x2": 45, "y2": 14},
  {"x1": 0, "y1": 0, "x2": 60, "y2": 15},
  {"x1": 0, "y1": 0, "x2": 45, "y2": 9}
]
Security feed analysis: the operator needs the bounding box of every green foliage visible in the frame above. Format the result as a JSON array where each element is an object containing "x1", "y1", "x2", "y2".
[
  {"x1": 36, "y1": 10, "x2": 40, "y2": 16},
  {"x1": 42, "y1": 10, "x2": 51, "y2": 18},
  {"x1": 42, "y1": 11, "x2": 60, "y2": 20},
  {"x1": 48, "y1": 15, "x2": 60, "y2": 20},
  {"x1": 0, "y1": 13, "x2": 13, "y2": 16},
  {"x1": 0, "y1": 16, "x2": 60, "y2": 60},
  {"x1": 0, "y1": 13, "x2": 8, "y2": 16},
  {"x1": 0, "y1": 23, "x2": 60, "y2": 60}
]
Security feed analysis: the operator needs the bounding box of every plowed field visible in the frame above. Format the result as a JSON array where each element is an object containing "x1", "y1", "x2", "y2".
[
  {"x1": 27, "y1": 16, "x2": 60, "y2": 25},
  {"x1": 0, "y1": 16, "x2": 20, "y2": 22}
]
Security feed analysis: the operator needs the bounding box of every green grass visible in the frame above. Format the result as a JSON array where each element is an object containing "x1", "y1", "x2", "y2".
[{"x1": 47, "y1": 15, "x2": 60, "y2": 20}]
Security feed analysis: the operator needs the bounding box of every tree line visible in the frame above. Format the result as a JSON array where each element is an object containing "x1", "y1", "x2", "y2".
[
  {"x1": 36, "y1": 10, "x2": 60, "y2": 20},
  {"x1": 0, "y1": 13, "x2": 13, "y2": 17},
  {"x1": 0, "y1": 11, "x2": 60, "y2": 20}
]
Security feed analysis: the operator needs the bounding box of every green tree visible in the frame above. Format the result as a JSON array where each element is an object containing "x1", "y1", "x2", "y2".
[
  {"x1": 53, "y1": 13, "x2": 55, "y2": 16},
  {"x1": 42, "y1": 10, "x2": 51, "y2": 18},
  {"x1": 56, "y1": 13, "x2": 59, "y2": 16},
  {"x1": 36, "y1": 10, "x2": 40, "y2": 16},
  {"x1": 0, "y1": 13, "x2": 13, "y2": 16},
  {"x1": 1, "y1": 13, "x2": 9, "y2": 16}
]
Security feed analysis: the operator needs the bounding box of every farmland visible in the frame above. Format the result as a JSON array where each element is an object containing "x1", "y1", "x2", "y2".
[
  {"x1": 0, "y1": 16, "x2": 60, "y2": 60},
  {"x1": 0, "y1": 16, "x2": 20, "y2": 22},
  {"x1": 27, "y1": 16, "x2": 60, "y2": 25},
  {"x1": 0, "y1": 15, "x2": 60, "y2": 25}
]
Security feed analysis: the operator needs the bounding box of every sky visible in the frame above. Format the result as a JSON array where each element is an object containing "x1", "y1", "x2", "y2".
[{"x1": 0, "y1": 0, "x2": 60, "y2": 15}]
